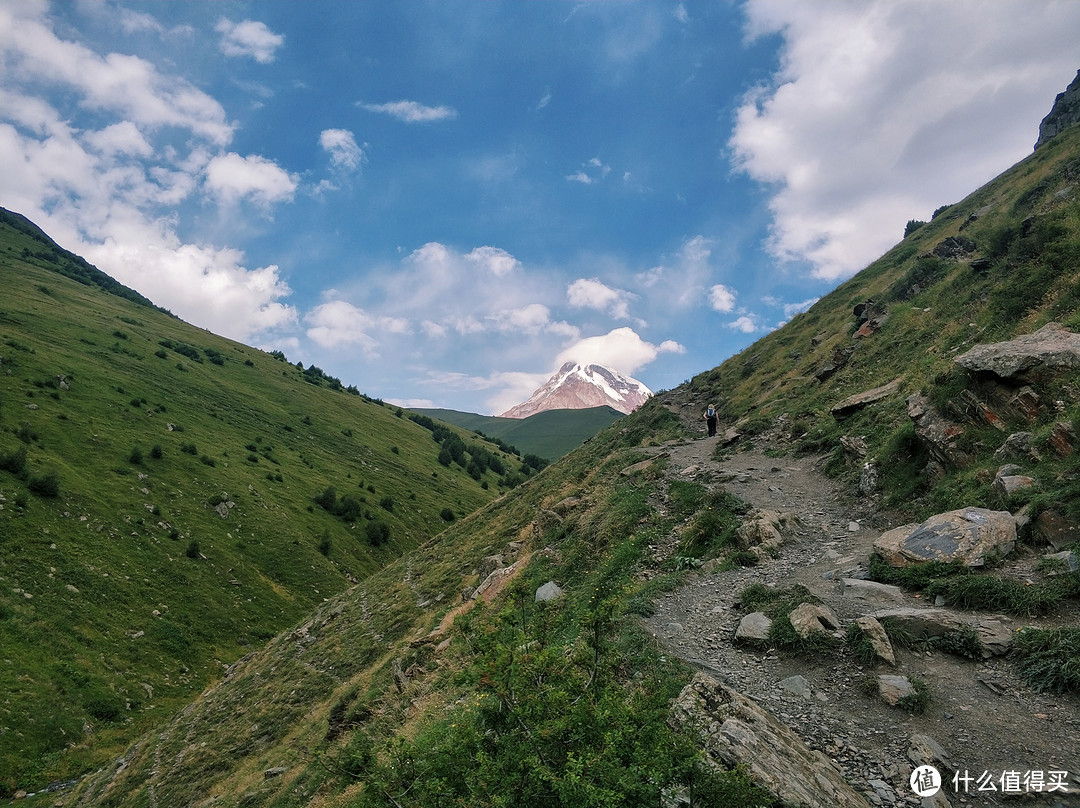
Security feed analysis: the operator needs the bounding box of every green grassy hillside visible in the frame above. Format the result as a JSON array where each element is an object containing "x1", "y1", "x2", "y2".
[
  {"x1": 0, "y1": 214, "x2": 535, "y2": 791},
  {"x1": 12, "y1": 122, "x2": 1080, "y2": 806},
  {"x1": 411, "y1": 406, "x2": 624, "y2": 460},
  {"x1": 686, "y1": 122, "x2": 1080, "y2": 520}
]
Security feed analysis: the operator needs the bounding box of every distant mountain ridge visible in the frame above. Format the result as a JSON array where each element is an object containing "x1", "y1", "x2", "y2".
[
  {"x1": 499, "y1": 362, "x2": 652, "y2": 418},
  {"x1": 410, "y1": 405, "x2": 623, "y2": 460}
]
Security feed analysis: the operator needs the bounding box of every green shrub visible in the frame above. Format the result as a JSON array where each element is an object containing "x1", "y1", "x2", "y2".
[
  {"x1": 150, "y1": 444, "x2": 163, "y2": 460},
  {"x1": 897, "y1": 678, "x2": 931, "y2": 714},
  {"x1": 129, "y1": 446, "x2": 144, "y2": 464},
  {"x1": 1013, "y1": 627, "x2": 1080, "y2": 693},
  {"x1": 0, "y1": 445, "x2": 28, "y2": 477},
  {"x1": 185, "y1": 540, "x2": 201, "y2": 559},
  {"x1": 365, "y1": 521, "x2": 390, "y2": 546},
  {"x1": 28, "y1": 471, "x2": 59, "y2": 497},
  {"x1": 439, "y1": 508, "x2": 455, "y2": 522}
]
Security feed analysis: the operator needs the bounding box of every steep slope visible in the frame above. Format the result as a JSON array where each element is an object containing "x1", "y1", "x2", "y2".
[
  {"x1": 34, "y1": 106, "x2": 1080, "y2": 806},
  {"x1": 0, "y1": 217, "x2": 531, "y2": 793},
  {"x1": 499, "y1": 362, "x2": 652, "y2": 417},
  {"x1": 62, "y1": 123, "x2": 1080, "y2": 807},
  {"x1": 411, "y1": 405, "x2": 624, "y2": 460}
]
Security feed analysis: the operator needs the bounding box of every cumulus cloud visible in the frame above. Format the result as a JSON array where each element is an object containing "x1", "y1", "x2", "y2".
[
  {"x1": 727, "y1": 315, "x2": 758, "y2": 334},
  {"x1": 215, "y1": 18, "x2": 284, "y2": 64},
  {"x1": 0, "y1": 4, "x2": 233, "y2": 146},
  {"x1": 0, "y1": 4, "x2": 302, "y2": 345},
  {"x1": 204, "y1": 152, "x2": 298, "y2": 207},
  {"x1": 731, "y1": 0, "x2": 1080, "y2": 281},
  {"x1": 85, "y1": 232, "x2": 298, "y2": 342},
  {"x1": 359, "y1": 100, "x2": 458, "y2": 123},
  {"x1": 305, "y1": 300, "x2": 408, "y2": 353},
  {"x1": 555, "y1": 327, "x2": 683, "y2": 375},
  {"x1": 466, "y1": 246, "x2": 521, "y2": 276},
  {"x1": 567, "y1": 278, "x2": 634, "y2": 319},
  {"x1": 708, "y1": 284, "x2": 737, "y2": 313},
  {"x1": 320, "y1": 129, "x2": 364, "y2": 171}
]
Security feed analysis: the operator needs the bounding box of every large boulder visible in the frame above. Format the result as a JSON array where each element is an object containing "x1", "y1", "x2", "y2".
[
  {"x1": 830, "y1": 378, "x2": 902, "y2": 419},
  {"x1": 788, "y1": 602, "x2": 841, "y2": 640},
  {"x1": 954, "y1": 323, "x2": 1080, "y2": 384},
  {"x1": 870, "y1": 607, "x2": 1014, "y2": 658},
  {"x1": 670, "y1": 673, "x2": 870, "y2": 808},
  {"x1": 873, "y1": 507, "x2": 1015, "y2": 567}
]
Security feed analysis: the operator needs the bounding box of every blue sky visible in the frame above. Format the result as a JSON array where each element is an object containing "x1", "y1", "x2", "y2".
[{"x1": 2, "y1": 1, "x2": 1078, "y2": 414}]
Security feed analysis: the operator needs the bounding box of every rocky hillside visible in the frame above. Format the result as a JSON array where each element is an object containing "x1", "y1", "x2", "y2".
[{"x1": 47, "y1": 102, "x2": 1080, "y2": 808}]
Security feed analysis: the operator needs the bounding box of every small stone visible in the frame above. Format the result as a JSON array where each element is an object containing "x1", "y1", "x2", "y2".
[
  {"x1": 877, "y1": 674, "x2": 915, "y2": 706},
  {"x1": 534, "y1": 581, "x2": 565, "y2": 602},
  {"x1": 735, "y1": 612, "x2": 772, "y2": 644},
  {"x1": 778, "y1": 675, "x2": 813, "y2": 699}
]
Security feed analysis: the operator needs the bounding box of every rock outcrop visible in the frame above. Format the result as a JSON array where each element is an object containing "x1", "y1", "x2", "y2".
[
  {"x1": 1035, "y1": 68, "x2": 1080, "y2": 149},
  {"x1": 873, "y1": 507, "x2": 1016, "y2": 567},
  {"x1": 954, "y1": 323, "x2": 1080, "y2": 384},
  {"x1": 670, "y1": 673, "x2": 870, "y2": 808}
]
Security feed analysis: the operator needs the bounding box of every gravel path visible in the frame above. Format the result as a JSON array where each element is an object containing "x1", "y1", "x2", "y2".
[{"x1": 638, "y1": 431, "x2": 1080, "y2": 807}]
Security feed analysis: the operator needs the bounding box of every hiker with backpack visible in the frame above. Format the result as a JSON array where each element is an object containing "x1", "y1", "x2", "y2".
[{"x1": 703, "y1": 404, "x2": 718, "y2": 437}]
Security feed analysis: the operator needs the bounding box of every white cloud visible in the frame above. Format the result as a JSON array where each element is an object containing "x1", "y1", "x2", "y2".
[
  {"x1": 204, "y1": 152, "x2": 298, "y2": 207},
  {"x1": 731, "y1": 0, "x2": 1080, "y2": 281},
  {"x1": 305, "y1": 300, "x2": 408, "y2": 353},
  {"x1": 0, "y1": 4, "x2": 303, "y2": 345},
  {"x1": 566, "y1": 156, "x2": 612, "y2": 185},
  {"x1": 708, "y1": 284, "x2": 737, "y2": 313},
  {"x1": 556, "y1": 327, "x2": 683, "y2": 375},
  {"x1": 567, "y1": 277, "x2": 634, "y2": 319},
  {"x1": 642, "y1": 235, "x2": 720, "y2": 309},
  {"x1": 215, "y1": 18, "x2": 284, "y2": 64},
  {"x1": 320, "y1": 129, "x2": 364, "y2": 171},
  {"x1": 0, "y1": 4, "x2": 233, "y2": 146},
  {"x1": 727, "y1": 315, "x2": 758, "y2": 334},
  {"x1": 83, "y1": 121, "x2": 153, "y2": 157},
  {"x1": 466, "y1": 246, "x2": 520, "y2": 276},
  {"x1": 86, "y1": 233, "x2": 298, "y2": 342},
  {"x1": 359, "y1": 100, "x2": 458, "y2": 123}
]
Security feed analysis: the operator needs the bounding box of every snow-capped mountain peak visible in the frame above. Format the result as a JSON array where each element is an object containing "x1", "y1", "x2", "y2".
[{"x1": 499, "y1": 362, "x2": 652, "y2": 418}]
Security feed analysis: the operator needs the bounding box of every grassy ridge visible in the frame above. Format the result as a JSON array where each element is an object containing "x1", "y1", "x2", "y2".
[
  {"x1": 0, "y1": 222, "x2": 525, "y2": 790},
  {"x1": 689, "y1": 124, "x2": 1080, "y2": 522},
  {"x1": 412, "y1": 406, "x2": 624, "y2": 460}
]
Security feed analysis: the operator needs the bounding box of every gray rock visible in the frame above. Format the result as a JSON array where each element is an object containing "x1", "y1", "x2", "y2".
[
  {"x1": 954, "y1": 322, "x2": 1080, "y2": 383},
  {"x1": 670, "y1": 673, "x2": 869, "y2": 808},
  {"x1": 831, "y1": 378, "x2": 902, "y2": 419},
  {"x1": 735, "y1": 612, "x2": 772, "y2": 644},
  {"x1": 1036, "y1": 68, "x2": 1080, "y2": 148},
  {"x1": 872, "y1": 507, "x2": 1015, "y2": 567},
  {"x1": 534, "y1": 581, "x2": 564, "y2": 602},
  {"x1": 870, "y1": 607, "x2": 1013, "y2": 658},
  {"x1": 855, "y1": 616, "x2": 896, "y2": 666},
  {"x1": 788, "y1": 602, "x2": 840, "y2": 639},
  {"x1": 1037, "y1": 509, "x2": 1080, "y2": 551},
  {"x1": 877, "y1": 674, "x2": 916, "y2": 706},
  {"x1": 264, "y1": 767, "x2": 287, "y2": 779},
  {"x1": 906, "y1": 393, "x2": 968, "y2": 467},
  {"x1": 908, "y1": 733, "x2": 951, "y2": 769},
  {"x1": 842, "y1": 578, "x2": 905, "y2": 604},
  {"x1": 994, "y1": 431, "x2": 1037, "y2": 461},
  {"x1": 778, "y1": 674, "x2": 813, "y2": 699}
]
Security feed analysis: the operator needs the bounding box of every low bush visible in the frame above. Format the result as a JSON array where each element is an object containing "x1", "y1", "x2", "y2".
[{"x1": 1012, "y1": 627, "x2": 1080, "y2": 694}]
